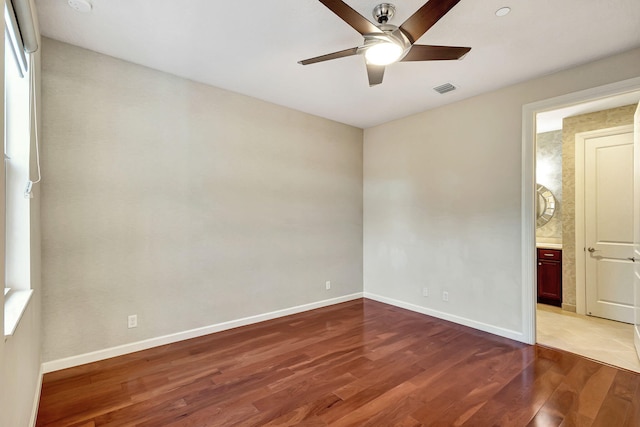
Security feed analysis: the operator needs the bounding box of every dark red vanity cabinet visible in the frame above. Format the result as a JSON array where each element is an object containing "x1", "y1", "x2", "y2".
[{"x1": 537, "y1": 248, "x2": 562, "y2": 307}]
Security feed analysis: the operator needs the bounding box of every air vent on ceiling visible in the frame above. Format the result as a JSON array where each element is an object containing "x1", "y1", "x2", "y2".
[{"x1": 433, "y1": 83, "x2": 456, "y2": 94}]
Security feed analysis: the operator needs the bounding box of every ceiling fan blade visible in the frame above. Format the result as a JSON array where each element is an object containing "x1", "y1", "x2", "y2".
[
  {"x1": 366, "y1": 63, "x2": 385, "y2": 86},
  {"x1": 401, "y1": 45, "x2": 471, "y2": 61},
  {"x1": 399, "y1": 0, "x2": 462, "y2": 44},
  {"x1": 298, "y1": 47, "x2": 359, "y2": 65},
  {"x1": 319, "y1": 0, "x2": 381, "y2": 35}
]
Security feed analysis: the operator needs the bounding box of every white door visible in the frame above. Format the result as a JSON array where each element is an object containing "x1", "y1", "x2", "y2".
[
  {"x1": 584, "y1": 127, "x2": 634, "y2": 323},
  {"x1": 633, "y1": 102, "x2": 640, "y2": 357}
]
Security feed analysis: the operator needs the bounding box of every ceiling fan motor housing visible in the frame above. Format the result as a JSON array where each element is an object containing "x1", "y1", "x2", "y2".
[{"x1": 373, "y1": 3, "x2": 395, "y2": 23}]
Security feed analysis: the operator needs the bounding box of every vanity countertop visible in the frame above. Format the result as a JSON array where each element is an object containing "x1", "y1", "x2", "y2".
[{"x1": 536, "y1": 242, "x2": 563, "y2": 250}]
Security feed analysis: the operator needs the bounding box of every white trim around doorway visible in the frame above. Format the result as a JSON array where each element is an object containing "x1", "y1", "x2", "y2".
[{"x1": 521, "y1": 76, "x2": 640, "y2": 345}]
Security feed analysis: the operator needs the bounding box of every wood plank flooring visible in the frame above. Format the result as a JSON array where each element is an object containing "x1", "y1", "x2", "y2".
[{"x1": 36, "y1": 299, "x2": 640, "y2": 426}]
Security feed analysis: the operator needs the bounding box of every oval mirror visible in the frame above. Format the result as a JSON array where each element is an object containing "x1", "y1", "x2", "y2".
[{"x1": 536, "y1": 183, "x2": 556, "y2": 228}]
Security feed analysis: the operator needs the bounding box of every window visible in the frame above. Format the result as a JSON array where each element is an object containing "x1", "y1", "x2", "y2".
[{"x1": 3, "y1": 1, "x2": 34, "y2": 336}]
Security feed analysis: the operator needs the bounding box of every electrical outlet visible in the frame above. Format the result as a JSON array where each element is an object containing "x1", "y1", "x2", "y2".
[
  {"x1": 442, "y1": 291, "x2": 449, "y2": 302},
  {"x1": 422, "y1": 287, "x2": 429, "y2": 297},
  {"x1": 325, "y1": 281, "x2": 331, "y2": 290},
  {"x1": 128, "y1": 314, "x2": 138, "y2": 329}
]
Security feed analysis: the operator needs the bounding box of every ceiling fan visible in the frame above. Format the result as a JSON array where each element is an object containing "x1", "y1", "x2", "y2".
[{"x1": 298, "y1": 0, "x2": 471, "y2": 86}]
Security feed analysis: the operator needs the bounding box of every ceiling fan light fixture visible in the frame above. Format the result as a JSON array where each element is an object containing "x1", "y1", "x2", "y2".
[{"x1": 365, "y1": 41, "x2": 403, "y2": 66}]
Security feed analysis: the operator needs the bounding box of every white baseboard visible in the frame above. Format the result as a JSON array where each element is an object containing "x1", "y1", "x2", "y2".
[
  {"x1": 364, "y1": 292, "x2": 526, "y2": 343},
  {"x1": 42, "y1": 293, "x2": 363, "y2": 373},
  {"x1": 29, "y1": 365, "x2": 44, "y2": 427}
]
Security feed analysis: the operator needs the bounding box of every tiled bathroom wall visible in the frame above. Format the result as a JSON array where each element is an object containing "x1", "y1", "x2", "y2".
[{"x1": 536, "y1": 130, "x2": 563, "y2": 242}]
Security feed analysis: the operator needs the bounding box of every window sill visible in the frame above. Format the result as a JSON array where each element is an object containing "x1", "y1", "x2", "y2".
[{"x1": 4, "y1": 289, "x2": 33, "y2": 337}]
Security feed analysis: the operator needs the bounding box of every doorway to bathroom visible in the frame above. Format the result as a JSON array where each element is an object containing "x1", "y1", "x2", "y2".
[{"x1": 523, "y1": 79, "x2": 640, "y2": 372}]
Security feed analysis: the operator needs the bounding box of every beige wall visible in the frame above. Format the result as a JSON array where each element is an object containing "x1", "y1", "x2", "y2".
[
  {"x1": 41, "y1": 38, "x2": 363, "y2": 362},
  {"x1": 561, "y1": 104, "x2": 636, "y2": 310},
  {"x1": 364, "y1": 48, "x2": 640, "y2": 339}
]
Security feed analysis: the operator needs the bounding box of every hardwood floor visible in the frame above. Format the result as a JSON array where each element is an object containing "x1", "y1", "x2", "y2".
[{"x1": 36, "y1": 299, "x2": 640, "y2": 426}]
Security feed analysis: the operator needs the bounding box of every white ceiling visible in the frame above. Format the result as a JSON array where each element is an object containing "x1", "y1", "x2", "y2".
[{"x1": 35, "y1": 0, "x2": 640, "y2": 129}]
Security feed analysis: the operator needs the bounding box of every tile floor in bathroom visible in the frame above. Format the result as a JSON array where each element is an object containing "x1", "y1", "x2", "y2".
[{"x1": 536, "y1": 303, "x2": 640, "y2": 373}]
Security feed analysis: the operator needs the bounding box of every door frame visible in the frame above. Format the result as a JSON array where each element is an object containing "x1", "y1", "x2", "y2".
[
  {"x1": 634, "y1": 103, "x2": 640, "y2": 357},
  {"x1": 521, "y1": 76, "x2": 640, "y2": 345},
  {"x1": 575, "y1": 125, "x2": 634, "y2": 317}
]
